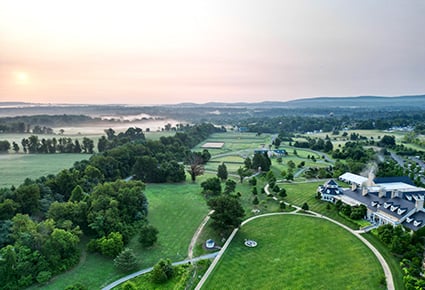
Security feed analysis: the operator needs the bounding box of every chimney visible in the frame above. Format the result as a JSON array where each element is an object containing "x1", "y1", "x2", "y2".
[
  {"x1": 379, "y1": 188, "x2": 386, "y2": 198},
  {"x1": 352, "y1": 183, "x2": 357, "y2": 191},
  {"x1": 391, "y1": 190, "x2": 400, "y2": 199},
  {"x1": 362, "y1": 187, "x2": 368, "y2": 196},
  {"x1": 415, "y1": 196, "x2": 424, "y2": 210},
  {"x1": 367, "y1": 171, "x2": 376, "y2": 187}
]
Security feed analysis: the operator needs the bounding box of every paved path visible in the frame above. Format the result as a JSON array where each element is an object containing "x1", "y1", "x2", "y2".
[
  {"x1": 102, "y1": 253, "x2": 218, "y2": 290},
  {"x1": 195, "y1": 202, "x2": 394, "y2": 290},
  {"x1": 188, "y1": 210, "x2": 214, "y2": 259}
]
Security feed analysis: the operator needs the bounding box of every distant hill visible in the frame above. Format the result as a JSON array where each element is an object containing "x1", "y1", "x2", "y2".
[
  {"x1": 283, "y1": 95, "x2": 425, "y2": 108},
  {"x1": 1, "y1": 95, "x2": 424, "y2": 120}
]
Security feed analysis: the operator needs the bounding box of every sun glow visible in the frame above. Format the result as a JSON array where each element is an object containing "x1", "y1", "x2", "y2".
[{"x1": 15, "y1": 72, "x2": 29, "y2": 85}]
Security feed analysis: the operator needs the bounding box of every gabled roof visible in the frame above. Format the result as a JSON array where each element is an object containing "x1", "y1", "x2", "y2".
[
  {"x1": 339, "y1": 172, "x2": 368, "y2": 185},
  {"x1": 325, "y1": 179, "x2": 338, "y2": 187}
]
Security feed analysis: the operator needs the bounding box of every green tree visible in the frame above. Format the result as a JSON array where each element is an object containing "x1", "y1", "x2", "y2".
[
  {"x1": 201, "y1": 177, "x2": 222, "y2": 196},
  {"x1": 252, "y1": 152, "x2": 271, "y2": 171},
  {"x1": 36, "y1": 271, "x2": 52, "y2": 284},
  {"x1": 217, "y1": 162, "x2": 228, "y2": 181},
  {"x1": 69, "y1": 185, "x2": 86, "y2": 202},
  {"x1": 287, "y1": 160, "x2": 296, "y2": 169},
  {"x1": 114, "y1": 248, "x2": 138, "y2": 272},
  {"x1": 98, "y1": 232, "x2": 124, "y2": 257},
  {"x1": 138, "y1": 224, "x2": 158, "y2": 247},
  {"x1": 150, "y1": 259, "x2": 174, "y2": 284},
  {"x1": 224, "y1": 179, "x2": 237, "y2": 195},
  {"x1": 207, "y1": 195, "x2": 245, "y2": 234},
  {"x1": 301, "y1": 202, "x2": 309, "y2": 211},
  {"x1": 252, "y1": 196, "x2": 259, "y2": 205}
]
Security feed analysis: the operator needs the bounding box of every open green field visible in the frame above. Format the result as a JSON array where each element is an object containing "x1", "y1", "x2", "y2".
[
  {"x1": 194, "y1": 132, "x2": 273, "y2": 155},
  {"x1": 204, "y1": 214, "x2": 384, "y2": 290},
  {"x1": 0, "y1": 153, "x2": 90, "y2": 188},
  {"x1": 281, "y1": 181, "x2": 360, "y2": 229},
  {"x1": 36, "y1": 181, "x2": 209, "y2": 289}
]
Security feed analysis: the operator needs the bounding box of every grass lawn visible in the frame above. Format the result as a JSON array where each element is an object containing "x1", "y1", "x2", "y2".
[
  {"x1": 204, "y1": 215, "x2": 385, "y2": 290},
  {"x1": 0, "y1": 153, "x2": 90, "y2": 188},
  {"x1": 362, "y1": 232, "x2": 405, "y2": 290},
  {"x1": 36, "y1": 181, "x2": 210, "y2": 289},
  {"x1": 281, "y1": 181, "x2": 360, "y2": 229}
]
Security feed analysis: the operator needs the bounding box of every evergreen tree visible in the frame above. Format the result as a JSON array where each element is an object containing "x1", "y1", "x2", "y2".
[
  {"x1": 217, "y1": 162, "x2": 228, "y2": 181},
  {"x1": 114, "y1": 248, "x2": 138, "y2": 273}
]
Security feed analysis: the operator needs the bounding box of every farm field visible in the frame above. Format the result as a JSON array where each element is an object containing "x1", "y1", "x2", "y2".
[
  {"x1": 0, "y1": 153, "x2": 90, "y2": 188},
  {"x1": 36, "y1": 181, "x2": 210, "y2": 289},
  {"x1": 204, "y1": 214, "x2": 384, "y2": 290}
]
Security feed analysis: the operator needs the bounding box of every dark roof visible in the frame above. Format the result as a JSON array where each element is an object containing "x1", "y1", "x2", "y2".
[
  {"x1": 374, "y1": 176, "x2": 414, "y2": 186},
  {"x1": 403, "y1": 211, "x2": 425, "y2": 231},
  {"x1": 325, "y1": 179, "x2": 338, "y2": 187},
  {"x1": 342, "y1": 188, "x2": 416, "y2": 218}
]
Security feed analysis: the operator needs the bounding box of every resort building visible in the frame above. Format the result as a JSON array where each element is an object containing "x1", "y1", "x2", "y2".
[{"x1": 318, "y1": 172, "x2": 425, "y2": 231}]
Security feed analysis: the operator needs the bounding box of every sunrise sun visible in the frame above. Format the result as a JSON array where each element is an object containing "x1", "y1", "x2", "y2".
[{"x1": 15, "y1": 71, "x2": 29, "y2": 84}]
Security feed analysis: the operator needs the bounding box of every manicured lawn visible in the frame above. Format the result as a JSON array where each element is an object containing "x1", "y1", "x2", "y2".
[
  {"x1": 204, "y1": 215, "x2": 385, "y2": 290},
  {"x1": 37, "y1": 181, "x2": 210, "y2": 289},
  {"x1": 0, "y1": 153, "x2": 90, "y2": 188},
  {"x1": 282, "y1": 181, "x2": 359, "y2": 229}
]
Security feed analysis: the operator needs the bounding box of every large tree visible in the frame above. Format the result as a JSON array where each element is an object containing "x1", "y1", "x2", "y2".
[
  {"x1": 207, "y1": 195, "x2": 244, "y2": 234},
  {"x1": 186, "y1": 153, "x2": 205, "y2": 182},
  {"x1": 201, "y1": 177, "x2": 222, "y2": 196}
]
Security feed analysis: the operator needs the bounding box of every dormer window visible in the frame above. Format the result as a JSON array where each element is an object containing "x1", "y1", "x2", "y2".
[
  {"x1": 397, "y1": 208, "x2": 406, "y2": 215},
  {"x1": 390, "y1": 205, "x2": 398, "y2": 212},
  {"x1": 414, "y1": 220, "x2": 422, "y2": 227}
]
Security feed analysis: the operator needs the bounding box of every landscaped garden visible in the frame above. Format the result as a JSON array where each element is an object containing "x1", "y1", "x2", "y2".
[{"x1": 203, "y1": 214, "x2": 385, "y2": 289}]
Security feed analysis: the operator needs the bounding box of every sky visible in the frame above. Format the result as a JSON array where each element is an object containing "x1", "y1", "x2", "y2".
[{"x1": 0, "y1": 0, "x2": 424, "y2": 105}]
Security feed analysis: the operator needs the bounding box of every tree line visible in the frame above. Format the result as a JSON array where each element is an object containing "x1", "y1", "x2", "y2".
[{"x1": 0, "y1": 123, "x2": 223, "y2": 289}]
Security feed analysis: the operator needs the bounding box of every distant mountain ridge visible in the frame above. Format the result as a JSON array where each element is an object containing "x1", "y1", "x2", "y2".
[{"x1": 1, "y1": 95, "x2": 425, "y2": 109}]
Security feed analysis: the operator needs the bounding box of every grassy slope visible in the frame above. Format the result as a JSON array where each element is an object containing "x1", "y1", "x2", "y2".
[
  {"x1": 0, "y1": 153, "x2": 90, "y2": 188},
  {"x1": 36, "y1": 181, "x2": 209, "y2": 289},
  {"x1": 204, "y1": 215, "x2": 384, "y2": 290}
]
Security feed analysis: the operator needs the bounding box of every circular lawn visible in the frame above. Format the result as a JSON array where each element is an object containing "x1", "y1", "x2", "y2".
[{"x1": 203, "y1": 214, "x2": 384, "y2": 290}]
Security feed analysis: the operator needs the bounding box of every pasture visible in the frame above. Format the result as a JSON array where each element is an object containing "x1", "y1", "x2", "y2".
[
  {"x1": 203, "y1": 214, "x2": 384, "y2": 290},
  {"x1": 0, "y1": 153, "x2": 90, "y2": 188}
]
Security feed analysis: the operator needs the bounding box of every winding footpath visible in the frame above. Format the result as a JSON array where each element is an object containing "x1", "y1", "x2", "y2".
[
  {"x1": 102, "y1": 209, "x2": 217, "y2": 290},
  {"x1": 103, "y1": 182, "x2": 394, "y2": 290},
  {"x1": 195, "y1": 184, "x2": 394, "y2": 290},
  {"x1": 188, "y1": 210, "x2": 214, "y2": 260}
]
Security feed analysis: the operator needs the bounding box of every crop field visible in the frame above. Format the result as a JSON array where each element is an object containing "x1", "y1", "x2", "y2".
[
  {"x1": 0, "y1": 153, "x2": 90, "y2": 188},
  {"x1": 204, "y1": 214, "x2": 384, "y2": 290}
]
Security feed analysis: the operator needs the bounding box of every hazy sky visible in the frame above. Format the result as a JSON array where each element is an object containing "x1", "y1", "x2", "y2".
[{"x1": 1, "y1": 0, "x2": 424, "y2": 105}]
